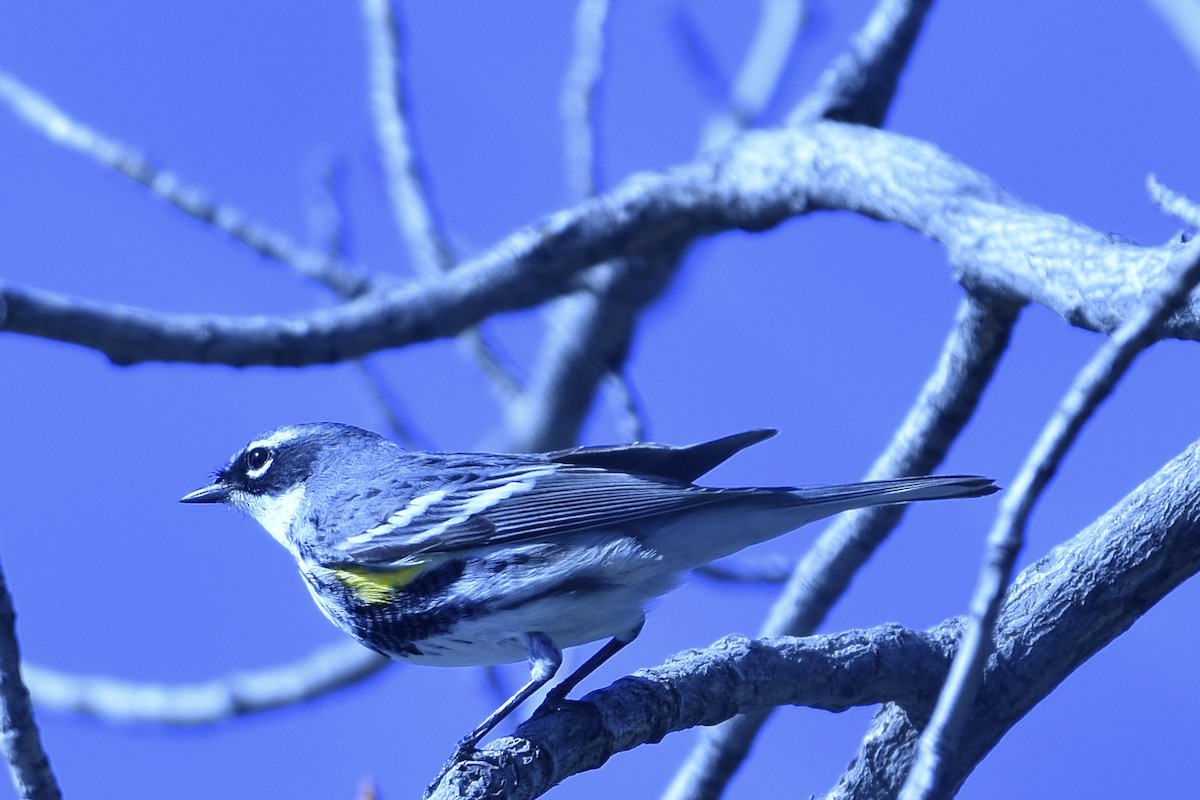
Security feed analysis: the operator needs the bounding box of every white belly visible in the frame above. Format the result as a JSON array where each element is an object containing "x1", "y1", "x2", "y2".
[{"x1": 397, "y1": 581, "x2": 655, "y2": 666}]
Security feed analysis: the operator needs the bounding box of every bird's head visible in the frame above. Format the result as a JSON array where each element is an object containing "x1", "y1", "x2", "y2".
[{"x1": 181, "y1": 422, "x2": 385, "y2": 549}]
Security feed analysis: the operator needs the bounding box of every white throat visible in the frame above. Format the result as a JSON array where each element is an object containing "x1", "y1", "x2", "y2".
[{"x1": 237, "y1": 484, "x2": 307, "y2": 553}]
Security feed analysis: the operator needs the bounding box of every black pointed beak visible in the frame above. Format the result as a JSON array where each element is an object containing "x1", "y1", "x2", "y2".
[{"x1": 180, "y1": 482, "x2": 231, "y2": 504}]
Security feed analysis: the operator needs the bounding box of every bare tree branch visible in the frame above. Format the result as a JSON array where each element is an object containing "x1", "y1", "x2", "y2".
[
  {"x1": 504, "y1": 250, "x2": 681, "y2": 451},
  {"x1": 0, "y1": 8, "x2": 1193, "y2": 797},
  {"x1": 4, "y1": 124, "x2": 1198, "y2": 365},
  {"x1": 1145, "y1": 0, "x2": 1200, "y2": 71},
  {"x1": 663, "y1": 294, "x2": 1017, "y2": 800},
  {"x1": 360, "y1": 0, "x2": 521, "y2": 398},
  {"x1": 23, "y1": 642, "x2": 388, "y2": 726},
  {"x1": 4, "y1": 60, "x2": 429, "y2": 445},
  {"x1": 509, "y1": 0, "x2": 801, "y2": 451},
  {"x1": 604, "y1": 367, "x2": 649, "y2": 444},
  {"x1": 354, "y1": 357, "x2": 431, "y2": 449},
  {"x1": 694, "y1": 555, "x2": 792, "y2": 586},
  {"x1": 304, "y1": 153, "x2": 429, "y2": 447},
  {"x1": 361, "y1": 0, "x2": 456, "y2": 279},
  {"x1": 501, "y1": 0, "x2": 657, "y2": 452},
  {"x1": 306, "y1": 154, "x2": 352, "y2": 264},
  {"x1": 427, "y1": 625, "x2": 958, "y2": 800},
  {"x1": 702, "y1": 0, "x2": 806, "y2": 149},
  {"x1": 667, "y1": 2, "x2": 951, "y2": 788},
  {"x1": 669, "y1": 9, "x2": 733, "y2": 109},
  {"x1": 0, "y1": 554, "x2": 61, "y2": 800},
  {"x1": 729, "y1": 0, "x2": 807, "y2": 123},
  {"x1": 561, "y1": 0, "x2": 610, "y2": 201},
  {"x1": 789, "y1": 0, "x2": 936, "y2": 126},
  {"x1": 1147, "y1": 173, "x2": 1200, "y2": 229},
  {"x1": 833, "y1": 434, "x2": 1200, "y2": 798},
  {"x1": 899, "y1": 234, "x2": 1200, "y2": 799},
  {"x1": 0, "y1": 70, "x2": 370, "y2": 299}
]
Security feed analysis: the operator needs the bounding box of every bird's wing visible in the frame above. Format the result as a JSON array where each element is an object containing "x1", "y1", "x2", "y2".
[
  {"x1": 330, "y1": 462, "x2": 734, "y2": 566},
  {"x1": 546, "y1": 429, "x2": 776, "y2": 483}
]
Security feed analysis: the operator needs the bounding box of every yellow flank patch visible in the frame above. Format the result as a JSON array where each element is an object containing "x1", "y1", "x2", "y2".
[{"x1": 333, "y1": 564, "x2": 427, "y2": 604}]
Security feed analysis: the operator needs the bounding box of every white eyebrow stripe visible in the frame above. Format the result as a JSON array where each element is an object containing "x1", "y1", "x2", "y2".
[{"x1": 248, "y1": 427, "x2": 304, "y2": 450}]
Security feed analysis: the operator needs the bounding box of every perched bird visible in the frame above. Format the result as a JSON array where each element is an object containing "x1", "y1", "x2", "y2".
[{"x1": 181, "y1": 423, "x2": 995, "y2": 750}]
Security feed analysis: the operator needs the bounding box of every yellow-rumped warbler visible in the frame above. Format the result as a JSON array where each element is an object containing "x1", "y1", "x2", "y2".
[{"x1": 181, "y1": 423, "x2": 995, "y2": 750}]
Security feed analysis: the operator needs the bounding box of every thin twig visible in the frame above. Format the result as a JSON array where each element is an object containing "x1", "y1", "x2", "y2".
[
  {"x1": 604, "y1": 368, "x2": 648, "y2": 443},
  {"x1": 554, "y1": 0, "x2": 653, "y2": 446},
  {"x1": 788, "y1": 0, "x2": 936, "y2": 127},
  {"x1": 694, "y1": 556, "x2": 792, "y2": 586},
  {"x1": 307, "y1": 154, "x2": 353, "y2": 266},
  {"x1": 354, "y1": 359, "x2": 430, "y2": 449},
  {"x1": 513, "y1": 0, "x2": 804, "y2": 451},
  {"x1": 0, "y1": 552, "x2": 62, "y2": 800},
  {"x1": 663, "y1": 295, "x2": 1017, "y2": 800},
  {"x1": 1145, "y1": 0, "x2": 1200, "y2": 72},
  {"x1": 24, "y1": 641, "x2": 389, "y2": 726},
  {"x1": 562, "y1": 0, "x2": 610, "y2": 200},
  {"x1": 1147, "y1": 173, "x2": 1200, "y2": 229},
  {"x1": 899, "y1": 235, "x2": 1200, "y2": 799},
  {"x1": 561, "y1": 0, "x2": 654, "y2": 446},
  {"x1": 730, "y1": 0, "x2": 806, "y2": 121},
  {"x1": 669, "y1": 8, "x2": 732, "y2": 108},
  {"x1": 0, "y1": 70, "x2": 370, "y2": 299},
  {"x1": 360, "y1": 0, "x2": 455, "y2": 279},
  {"x1": 360, "y1": 0, "x2": 520, "y2": 399},
  {"x1": 305, "y1": 153, "x2": 428, "y2": 447},
  {"x1": 504, "y1": 251, "x2": 681, "y2": 451},
  {"x1": 0, "y1": 60, "x2": 401, "y2": 734},
  {"x1": 703, "y1": 0, "x2": 807, "y2": 148}
]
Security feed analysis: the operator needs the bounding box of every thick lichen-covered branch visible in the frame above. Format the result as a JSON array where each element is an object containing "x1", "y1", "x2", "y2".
[{"x1": 1, "y1": 124, "x2": 1193, "y2": 367}]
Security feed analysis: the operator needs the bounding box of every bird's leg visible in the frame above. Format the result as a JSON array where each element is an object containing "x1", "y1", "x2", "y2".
[
  {"x1": 428, "y1": 634, "x2": 563, "y2": 796},
  {"x1": 431, "y1": 626, "x2": 645, "y2": 794},
  {"x1": 454, "y1": 632, "x2": 562, "y2": 755},
  {"x1": 542, "y1": 620, "x2": 645, "y2": 706}
]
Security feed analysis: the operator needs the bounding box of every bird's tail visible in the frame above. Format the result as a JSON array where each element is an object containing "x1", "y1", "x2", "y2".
[
  {"x1": 785, "y1": 474, "x2": 998, "y2": 514},
  {"x1": 650, "y1": 474, "x2": 996, "y2": 570}
]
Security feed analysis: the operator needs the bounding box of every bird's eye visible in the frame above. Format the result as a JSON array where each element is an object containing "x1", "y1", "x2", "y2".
[{"x1": 246, "y1": 447, "x2": 273, "y2": 474}]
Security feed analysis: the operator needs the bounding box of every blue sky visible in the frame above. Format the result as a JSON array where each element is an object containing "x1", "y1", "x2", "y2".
[{"x1": 1, "y1": 2, "x2": 1198, "y2": 798}]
